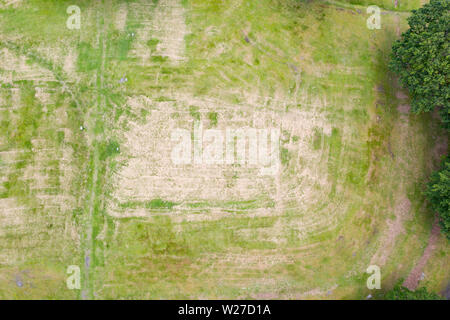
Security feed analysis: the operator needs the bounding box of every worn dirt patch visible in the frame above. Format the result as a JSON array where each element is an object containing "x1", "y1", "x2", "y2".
[
  {"x1": 397, "y1": 104, "x2": 410, "y2": 114},
  {"x1": 152, "y1": 0, "x2": 188, "y2": 63},
  {"x1": 114, "y1": 3, "x2": 128, "y2": 31},
  {"x1": 432, "y1": 135, "x2": 448, "y2": 161},
  {"x1": 0, "y1": 48, "x2": 55, "y2": 82},
  {"x1": 395, "y1": 91, "x2": 408, "y2": 100},
  {"x1": 370, "y1": 196, "x2": 412, "y2": 266},
  {"x1": 403, "y1": 216, "x2": 441, "y2": 290},
  {"x1": 128, "y1": 0, "x2": 188, "y2": 65},
  {"x1": 0, "y1": 0, "x2": 22, "y2": 9},
  {"x1": 109, "y1": 89, "x2": 337, "y2": 241},
  {"x1": 0, "y1": 48, "x2": 80, "y2": 268}
]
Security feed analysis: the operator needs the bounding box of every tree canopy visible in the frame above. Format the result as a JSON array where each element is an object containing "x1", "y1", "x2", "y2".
[
  {"x1": 389, "y1": 0, "x2": 450, "y2": 127},
  {"x1": 426, "y1": 156, "x2": 450, "y2": 239}
]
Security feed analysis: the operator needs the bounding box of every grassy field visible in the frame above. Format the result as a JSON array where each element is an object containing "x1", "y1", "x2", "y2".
[{"x1": 0, "y1": 0, "x2": 448, "y2": 299}]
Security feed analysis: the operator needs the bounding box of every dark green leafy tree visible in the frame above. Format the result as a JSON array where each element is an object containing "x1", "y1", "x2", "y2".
[
  {"x1": 389, "y1": 0, "x2": 450, "y2": 127},
  {"x1": 426, "y1": 156, "x2": 450, "y2": 239}
]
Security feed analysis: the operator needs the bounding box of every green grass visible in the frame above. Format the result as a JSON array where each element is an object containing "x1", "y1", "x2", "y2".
[
  {"x1": 119, "y1": 199, "x2": 177, "y2": 210},
  {"x1": 330, "y1": 0, "x2": 421, "y2": 11},
  {"x1": 0, "y1": 0, "x2": 447, "y2": 300},
  {"x1": 97, "y1": 0, "x2": 445, "y2": 299}
]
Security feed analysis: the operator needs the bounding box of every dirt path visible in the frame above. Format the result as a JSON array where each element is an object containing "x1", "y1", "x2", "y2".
[
  {"x1": 403, "y1": 216, "x2": 441, "y2": 290},
  {"x1": 370, "y1": 196, "x2": 412, "y2": 266},
  {"x1": 81, "y1": 2, "x2": 107, "y2": 300}
]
